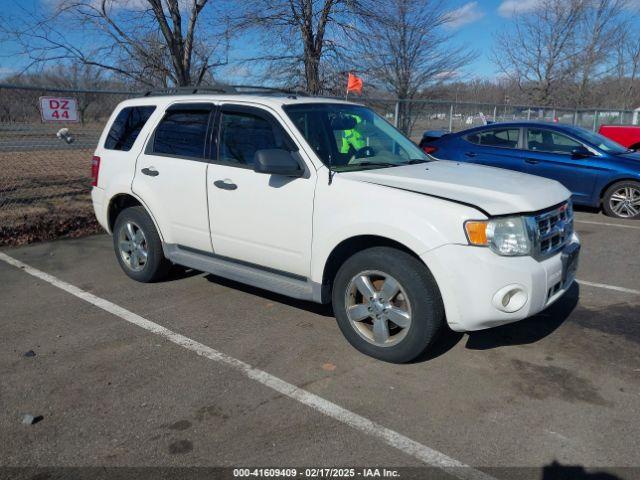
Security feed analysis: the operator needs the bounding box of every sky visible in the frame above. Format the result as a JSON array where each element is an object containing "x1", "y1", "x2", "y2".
[{"x1": 0, "y1": 0, "x2": 639, "y2": 83}]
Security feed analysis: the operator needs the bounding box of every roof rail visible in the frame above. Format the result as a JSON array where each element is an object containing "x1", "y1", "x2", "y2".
[
  {"x1": 142, "y1": 85, "x2": 235, "y2": 96},
  {"x1": 230, "y1": 85, "x2": 309, "y2": 96},
  {"x1": 142, "y1": 84, "x2": 309, "y2": 97}
]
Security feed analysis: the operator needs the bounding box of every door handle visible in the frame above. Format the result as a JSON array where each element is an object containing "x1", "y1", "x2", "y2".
[
  {"x1": 525, "y1": 158, "x2": 540, "y2": 165},
  {"x1": 214, "y1": 179, "x2": 237, "y2": 190},
  {"x1": 465, "y1": 152, "x2": 478, "y2": 158},
  {"x1": 141, "y1": 167, "x2": 159, "y2": 177}
]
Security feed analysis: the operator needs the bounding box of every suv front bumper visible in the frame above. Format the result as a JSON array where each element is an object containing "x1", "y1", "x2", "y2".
[{"x1": 421, "y1": 234, "x2": 580, "y2": 332}]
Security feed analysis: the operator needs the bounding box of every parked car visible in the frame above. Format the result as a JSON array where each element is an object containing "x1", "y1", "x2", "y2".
[
  {"x1": 598, "y1": 125, "x2": 640, "y2": 151},
  {"x1": 420, "y1": 122, "x2": 640, "y2": 219},
  {"x1": 92, "y1": 90, "x2": 579, "y2": 363}
]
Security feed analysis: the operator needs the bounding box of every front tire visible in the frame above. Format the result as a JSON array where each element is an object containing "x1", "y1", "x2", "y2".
[
  {"x1": 332, "y1": 247, "x2": 445, "y2": 363},
  {"x1": 602, "y1": 181, "x2": 640, "y2": 219},
  {"x1": 113, "y1": 206, "x2": 171, "y2": 282}
]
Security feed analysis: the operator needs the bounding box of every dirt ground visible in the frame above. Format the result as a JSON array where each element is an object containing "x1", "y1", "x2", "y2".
[{"x1": 0, "y1": 148, "x2": 101, "y2": 246}]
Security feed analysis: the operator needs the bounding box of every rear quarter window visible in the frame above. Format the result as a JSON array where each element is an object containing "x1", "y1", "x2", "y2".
[{"x1": 104, "y1": 106, "x2": 156, "y2": 151}]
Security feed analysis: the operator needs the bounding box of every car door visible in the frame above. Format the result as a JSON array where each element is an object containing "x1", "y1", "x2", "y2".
[
  {"x1": 206, "y1": 104, "x2": 315, "y2": 277},
  {"x1": 523, "y1": 127, "x2": 599, "y2": 203},
  {"x1": 459, "y1": 127, "x2": 528, "y2": 173},
  {"x1": 132, "y1": 102, "x2": 215, "y2": 253}
]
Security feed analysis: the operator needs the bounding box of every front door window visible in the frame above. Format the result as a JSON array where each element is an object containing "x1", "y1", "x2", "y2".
[{"x1": 526, "y1": 129, "x2": 582, "y2": 154}]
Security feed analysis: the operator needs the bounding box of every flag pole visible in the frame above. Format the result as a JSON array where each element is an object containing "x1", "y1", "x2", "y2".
[{"x1": 345, "y1": 71, "x2": 350, "y2": 100}]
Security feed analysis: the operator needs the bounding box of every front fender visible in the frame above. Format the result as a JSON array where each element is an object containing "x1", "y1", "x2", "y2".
[{"x1": 309, "y1": 176, "x2": 484, "y2": 283}]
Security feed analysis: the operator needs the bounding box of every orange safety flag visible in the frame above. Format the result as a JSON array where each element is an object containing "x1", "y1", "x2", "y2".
[{"x1": 347, "y1": 72, "x2": 363, "y2": 95}]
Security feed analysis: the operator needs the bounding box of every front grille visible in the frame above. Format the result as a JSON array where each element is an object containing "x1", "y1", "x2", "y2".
[{"x1": 531, "y1": 202, "x2": 573, "y2": 260}]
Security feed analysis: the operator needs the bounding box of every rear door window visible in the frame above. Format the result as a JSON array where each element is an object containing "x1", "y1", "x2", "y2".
[
  {"x1": 465, "y1": 128, "x2": 520, "y2": 148},
  {"x1": 151, "y1": 104, "x2": 213, "y2": 159},
  {"x1": 104, "y1": 106, "x2": 156, "y2": 151}
]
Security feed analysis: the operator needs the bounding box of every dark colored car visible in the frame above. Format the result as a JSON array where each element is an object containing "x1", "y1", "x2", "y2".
[{"x1": 420, "y1": 122, "x2": 640, "y2": 219}]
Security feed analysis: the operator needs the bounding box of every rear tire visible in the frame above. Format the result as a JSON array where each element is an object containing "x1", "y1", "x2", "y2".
[
  {"x1": 113, "y1": 206, "x2": 171, "y2": 282},
  {"x1": 602, "y1": 181, "x2": 640, "y2": 219},
  {"x1": 332, "y1": 247, "x2": 444, "y2": 363}
]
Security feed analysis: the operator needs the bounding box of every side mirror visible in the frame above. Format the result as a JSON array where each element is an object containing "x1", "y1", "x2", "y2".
[
  {"x1": 254, "y1": 149, "x2": 303, "y2": 177},
  {"x1": 571, "y1": 146, "x2": 594, "y2": 158}
]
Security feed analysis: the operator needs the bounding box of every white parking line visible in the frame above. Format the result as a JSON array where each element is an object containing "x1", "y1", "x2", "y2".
[
  {"x1": 575, "y1": 220, "x2": 640, "y2": 230},
  {"x1": 577, "y1": 279, "x2": 640, "y2": 295},
  {"x1": 0, "y1": 251, "x2": 494, "y2": 480}
]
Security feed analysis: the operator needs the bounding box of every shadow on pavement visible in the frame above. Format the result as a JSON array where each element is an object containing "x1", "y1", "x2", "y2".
[
  {"x1": 465, "y1": 282, "x2": 580, "y2": 351},
  {"x1": 202, "y1": 274, "x2": 581, "y2": 359},
  {"x1": 164, "y1": 266, "x2": 204, "y2": 282},
  {"x1": 541, "y1": 460, "x2": 622, "y2": 480},
  {"x1": 203, "y1": 273, "x2": 334, "y2": 317},
  {"x1": 411, "y1": 326, "x2": 465, "y2": 363},
  {"x1": 573, "y1": 205, "x2": 601, "y2": 215}
]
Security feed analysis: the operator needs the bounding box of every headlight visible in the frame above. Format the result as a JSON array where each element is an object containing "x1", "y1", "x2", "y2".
[{"x1": 465, "y1": 216, "x2": 533, "y2": 256}]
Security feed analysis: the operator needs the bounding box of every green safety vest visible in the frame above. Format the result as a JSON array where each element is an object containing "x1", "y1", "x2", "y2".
[{"x1": 339, "y1": 116, "x2": 366, "y2": 154}]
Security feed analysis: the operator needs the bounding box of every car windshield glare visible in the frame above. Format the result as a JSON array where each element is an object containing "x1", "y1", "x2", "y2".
[{"x1": 283, "y1": 103, "x2": 430, "y2": 171}]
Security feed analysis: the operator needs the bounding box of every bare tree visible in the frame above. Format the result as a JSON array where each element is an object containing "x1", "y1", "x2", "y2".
[
  {"x1": 572, "y1": 0, "x2": 627, "y2": 107},
  {"x1": 493, "y1": 0, "x2": 585, "y2": 105},
  {"x1": 235, "y1": 0, "x2": 356, "y2": 94},
  {"x1": 612, "y1": 32, "x2": 640, "y2": 110},
  {"x1": 354, "y1": 0, "x2": 474, "y2": 134},
  {"x1": 429, "y1": 78, "x2": 519, "y2": 106},
  {"x1": 0, "y1": 0, "x2": 228, "y2": 87}
]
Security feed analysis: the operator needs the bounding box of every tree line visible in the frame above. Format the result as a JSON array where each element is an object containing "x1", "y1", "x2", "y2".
[
  {"x1": 493, "y1": 0, "x2": 640, "y2": 110},
  {"x1": 1, "y1": 0, "x2": 639, "y2": 116}
]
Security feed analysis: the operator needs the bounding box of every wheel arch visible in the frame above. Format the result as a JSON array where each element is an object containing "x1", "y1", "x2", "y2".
[
  {"x1": 599, "y1": 177, "x2": 640, "y2": 205},
  {"x1": 320, "y1": 235, "x2": 425, "y2": 303},
  {"x1": 107, "y1": 193, "x2": 164, "y2": 242}
]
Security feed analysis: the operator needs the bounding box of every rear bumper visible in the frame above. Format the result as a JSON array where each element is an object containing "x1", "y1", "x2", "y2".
[
  {"x1": 421, "y1": 234, "x2": 580, "y2": 331},
  {"x1": 91, "y1": 187, "x2": 109, "y2": 233}
]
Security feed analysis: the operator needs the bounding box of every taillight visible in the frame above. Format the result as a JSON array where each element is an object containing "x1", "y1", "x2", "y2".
[
  {"x1": 91, "y1": 156, "x2": 101, "y2": 187},
  {"x1": 422, "y1": 145, "x2": 438, "y2": 155}
]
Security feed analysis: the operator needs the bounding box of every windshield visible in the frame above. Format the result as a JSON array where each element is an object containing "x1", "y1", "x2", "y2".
[
  {"x1": 283, "y1": 103, "x2": 430, "y2": 171},
  {"x1": 568, "y1": 126, "x2": 630, "y2": 154}
]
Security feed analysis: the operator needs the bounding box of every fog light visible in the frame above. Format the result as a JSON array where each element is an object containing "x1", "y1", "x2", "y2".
[{"x1": 492, "y1": 285, "x2": 528, "y2": 313}]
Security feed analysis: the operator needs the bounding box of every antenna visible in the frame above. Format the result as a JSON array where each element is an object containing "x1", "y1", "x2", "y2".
[{"x1": 327, "y1": 154, "x2": 335, "y2": 185}]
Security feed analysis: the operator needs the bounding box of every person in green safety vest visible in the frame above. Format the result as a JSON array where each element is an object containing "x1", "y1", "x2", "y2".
[{"x1": 339, "y1": 114, "x2": 367, "y2": 154}]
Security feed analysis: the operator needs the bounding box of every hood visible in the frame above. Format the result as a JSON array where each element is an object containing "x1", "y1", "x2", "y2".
[{"x1": 340, "y1": 161, "x2": 571, "y2": 216}]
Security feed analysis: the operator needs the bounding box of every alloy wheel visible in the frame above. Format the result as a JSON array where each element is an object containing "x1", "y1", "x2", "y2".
[
  {"x1": 118, "y1": 221, "x2": 148, "y2": 272},
  {"x1": 344, "y1": 270, "x2": 412, "y2": 347},
  {"x1": 609, "y1": 186, "x2": 640, "y2": 218}
]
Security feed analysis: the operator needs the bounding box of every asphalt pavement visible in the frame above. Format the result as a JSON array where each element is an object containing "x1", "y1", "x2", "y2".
[{"x1": 1, "y1": 210, "x2": 638, "y2": 479}]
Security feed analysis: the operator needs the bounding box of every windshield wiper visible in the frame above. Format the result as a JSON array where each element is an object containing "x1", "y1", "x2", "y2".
[
  {"x1": 348, "y1": 161, "x2": 399, "y2": 169},
  {"x1": 402, "y1": 159, "x2": 430, "y2": 165}
]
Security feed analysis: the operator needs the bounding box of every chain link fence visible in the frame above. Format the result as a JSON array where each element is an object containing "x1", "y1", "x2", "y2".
[
  {"x1": 371, "y1": 99, "x2": 640, "y2": 142},
  {"x1": 0, "y1": 83, "x2": 637, "y2": 245},
  {"x1": 0, "y1": 84, "x2": 132, "y2": 245}
]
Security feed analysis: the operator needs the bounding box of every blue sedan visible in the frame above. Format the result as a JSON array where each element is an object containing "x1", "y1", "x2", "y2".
[{"x1": 420, "y1": 122, "x2": 640, "y2": 219}]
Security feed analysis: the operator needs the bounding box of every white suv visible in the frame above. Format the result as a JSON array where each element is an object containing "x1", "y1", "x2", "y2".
[{"x1": 91, "y1": 89, "x2": 580, "y2": 363}]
